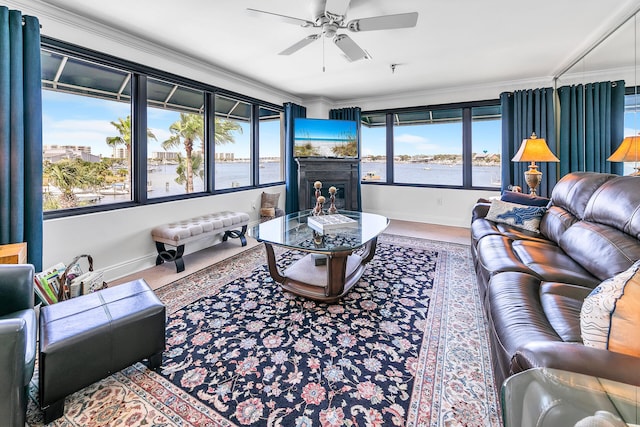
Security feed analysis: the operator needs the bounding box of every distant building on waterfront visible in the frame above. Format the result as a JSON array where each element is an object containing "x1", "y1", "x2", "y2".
[
  {"x1": 216, "y1": 152, "x2": 235, "y2": 161},
  {"x1": 43, "y1": 145, "x2": 101, "y2": 163},
  {"x1": 151, "y1": 151, "x2": 179, "y2": 161}
]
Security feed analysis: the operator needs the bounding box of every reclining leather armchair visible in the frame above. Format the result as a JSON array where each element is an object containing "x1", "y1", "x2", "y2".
[{"x1": 0, "y1": 264, "x2": 36, "y2": 427}]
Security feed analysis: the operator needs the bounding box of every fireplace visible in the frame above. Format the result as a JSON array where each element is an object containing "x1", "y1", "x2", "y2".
[{"x1": 297, "y1": 158, "x2": 360, "y2": 211}]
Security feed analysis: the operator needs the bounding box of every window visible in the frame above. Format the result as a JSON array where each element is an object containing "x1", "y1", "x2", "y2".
[
  {"x1": 147, "y1": 78, "x2": 205, "y2": 198},
  {"x1": 361, "y1": 101, "x2": 501, "y2": 188},
  {"x1": 471, "y1": 105, "x2": 502, "y2": 187},
  {"x1": 394, "y1": 109, "x2": 463, "y2": 186},
  {"x1": 624, "y1": 89, "x2": 640, "y2": 175},
  {"x1": 259, "y1": 107, "x2": 284, "y2": 184},
  {"x1": 214, "y1": 95, "x2": 251, "y2": 190},
  {"x1": 41, "y1": 49, "x2": 133, "y2": 211},
  {"x1": 40, "y1": 38, "x2": 284, "y2": 217},
  {"x1": 360, "y1": 113, "x2": 387, "y2": 182}
]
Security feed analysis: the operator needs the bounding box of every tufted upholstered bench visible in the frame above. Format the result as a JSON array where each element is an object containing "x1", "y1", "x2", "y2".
[
  {"x1": 151, "y1": 210, "x2": 250, "y2": 273},
  {"x1": 39, "y1": 279, "x2": 165, "y2": 423}
]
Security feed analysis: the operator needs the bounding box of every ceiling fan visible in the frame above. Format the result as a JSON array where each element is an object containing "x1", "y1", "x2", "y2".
[{"x1": 247, "y1": 0, "x2": 418, "y2": 62}]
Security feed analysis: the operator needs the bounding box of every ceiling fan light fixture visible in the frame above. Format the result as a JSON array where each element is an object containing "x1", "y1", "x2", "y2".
[{"x1": 323, "y1": 23, "x2": 338, "y2": 38}]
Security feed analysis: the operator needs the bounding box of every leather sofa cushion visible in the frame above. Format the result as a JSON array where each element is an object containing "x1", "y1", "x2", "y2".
[
  {"x1": 476, "y1": 235, "x2": 599, "y2": 288},
  {"x1": 539, "y1": 282, "x2": 591, "y2": 342},
  {"x1": 0, "y1": 308, "x2": 36, "y2": 385},
  {"x1": 488, "y1": 272, "x2": 562, "y2": 359},
  {"x1": 512, "y1": 240, "x2": 600, "y2": 288},
  {"x1": 584, "y1": 176, "x2": 640, "y2": 239},
  {"x1": 471, "y1": 218, "x2": 548, "y2": 247},
  {"x1": 539, "y1": 205, "x2": 578, "y2": 244},
  {"x1": 559, "y1": 221, "x2": 640, "y2": 281},
  {"x1": 550, "y1": 172, "x2": 617, "y2": 220}
]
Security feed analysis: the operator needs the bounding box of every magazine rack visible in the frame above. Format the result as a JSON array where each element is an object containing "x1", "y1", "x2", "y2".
[{"x1": 57, "y1": 254, "x2": 106, "y2": 301}]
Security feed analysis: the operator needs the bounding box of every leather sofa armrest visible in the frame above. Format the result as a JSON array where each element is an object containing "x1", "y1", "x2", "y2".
[
  {"x1": 511, "y1": 341, "x2": 640, "y2": 387},
  {"x1": 0, "y1": 318, "x2": 27, "y2": 380},
  {"x1": 471, "y1": 202, "x2": 492, "y2": 222},
  {"x1": 0, "y1": 265, "x2": 35, "y2": 316}
]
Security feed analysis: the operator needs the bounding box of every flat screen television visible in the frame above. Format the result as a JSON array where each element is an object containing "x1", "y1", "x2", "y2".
[{"x1": 294, "y1": 118, "x2": 358, "y2": 158}]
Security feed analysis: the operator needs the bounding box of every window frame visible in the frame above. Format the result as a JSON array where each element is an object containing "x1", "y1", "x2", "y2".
[
  {"x1": 41, "y1": 36, "x2": 284, "y2": 219},
  {"x1": 361, "y1": 99, "x2": 501, "y2": 190}
]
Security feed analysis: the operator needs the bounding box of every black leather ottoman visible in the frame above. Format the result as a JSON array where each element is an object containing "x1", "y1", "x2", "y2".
[{"x1": 38, "y1": 279, "x2": 165, "y2": 423}]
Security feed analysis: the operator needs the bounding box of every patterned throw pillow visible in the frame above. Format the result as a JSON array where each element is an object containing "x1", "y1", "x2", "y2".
[
  {"x1": 485, "y1": 199, "x2": 547, "y2": 233},
  {"x1": 581, "y1": 260, "x2": 640, "y2": 356}
]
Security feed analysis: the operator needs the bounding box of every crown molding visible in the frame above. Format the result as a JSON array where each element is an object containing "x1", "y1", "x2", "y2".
[{"x1": 333, "y1": 76, "x2": 554, "y2": 110}]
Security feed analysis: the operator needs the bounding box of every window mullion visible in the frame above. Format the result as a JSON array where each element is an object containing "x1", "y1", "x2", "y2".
[{"x1": 132, "y1": 73, "x2": 148, "y2": 204}]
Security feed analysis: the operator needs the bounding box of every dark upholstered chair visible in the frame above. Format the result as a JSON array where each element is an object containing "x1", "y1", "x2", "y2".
[{"x1": 0, "y1": 264, "x2": 36, "y2": 427}]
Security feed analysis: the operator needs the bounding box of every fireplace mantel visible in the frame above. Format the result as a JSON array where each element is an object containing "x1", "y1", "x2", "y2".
[{"x1": 296, "y1": 158, "x2": 360, "y2": 212}]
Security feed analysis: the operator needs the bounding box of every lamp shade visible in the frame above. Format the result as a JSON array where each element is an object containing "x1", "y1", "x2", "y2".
[
  {"x1": 608, "y1": 136, "x2": 640, "y2": 162},
  {"x1": 512, "y1": 133, "x2": 560, "y2": 163}
]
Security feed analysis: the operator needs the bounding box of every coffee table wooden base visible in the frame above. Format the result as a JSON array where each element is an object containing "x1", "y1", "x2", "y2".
[{"x1": 263, "y1": 237, "x2": 378, "y2": 303}]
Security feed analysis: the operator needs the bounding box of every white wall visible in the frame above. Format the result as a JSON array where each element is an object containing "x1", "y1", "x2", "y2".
[
  {"x1": 44, "y1": 186, "x2": 286, "y2": 280},
  {"x1": 362, "y1": 185, "x2": 497, "y2": 228}
]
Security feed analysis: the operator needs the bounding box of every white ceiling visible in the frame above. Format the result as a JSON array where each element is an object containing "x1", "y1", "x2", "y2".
[{"x1": 28, "y1": 0, "x2": 640, "y2": 102}]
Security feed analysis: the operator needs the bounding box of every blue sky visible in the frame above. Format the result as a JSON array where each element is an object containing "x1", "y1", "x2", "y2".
[
  {"x1": 42, "y1": 90, "x2": 280, "y2": 159},
  {"x1": 361, "y1": 119, "x2": 502, "y2": 157},
  {"x1": 43, "y1": 89, "x2": 502, "y2": 159},
  {"x1": 294, "y1": 118, "x2": 357, "y2": 141}
]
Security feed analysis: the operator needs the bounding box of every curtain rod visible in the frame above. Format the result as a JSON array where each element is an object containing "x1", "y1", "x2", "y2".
[
  {"x1": 21, "y1": 16, "x2": 42, "y2": 28},
  {"x1": 554, "y1": 4, "x2": 640, "y2": 81}
]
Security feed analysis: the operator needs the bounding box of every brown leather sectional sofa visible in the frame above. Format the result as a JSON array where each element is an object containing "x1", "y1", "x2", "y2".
[{"x1": 471, "y1": 172, "x2": 640, "y2": 390}]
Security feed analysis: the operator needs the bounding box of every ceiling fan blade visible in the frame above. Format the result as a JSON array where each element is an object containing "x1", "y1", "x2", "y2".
[
  {"x1": 279, "y1": 34, "x2": 321, "y2": 55},
  {"x1": 325, "y1": 0, "x2": 351, "y2": 18},
  {"x1": 348, "y1": 12, "x2": 418, "y2": 32},
  {"x1": 246, "y1": 8, "x2": 315, "y2": 27},
  {"x1": 333, "y1": 34, "x2": 369, "y2": 61}
]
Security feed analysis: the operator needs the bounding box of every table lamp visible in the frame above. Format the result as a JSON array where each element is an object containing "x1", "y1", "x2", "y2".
[
  {"x1": 511, "y1": 132, "x2": 560, "y2": 195},
  {"x1": 607, "y1": 135, "x2": 640, "y2": 176}
]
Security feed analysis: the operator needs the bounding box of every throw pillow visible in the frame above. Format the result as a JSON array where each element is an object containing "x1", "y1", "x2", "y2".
[
  {"x1": 485, "y1": 199, "x2": 547, "y2": 233},
  {"x1": 501, "y1": 191, "x2": 550, "y2": 207},
  {"x1": 261, "y1": 192, "x2": 280, "y2": 210},
  {"x1": 260, "y1": 207, "x2": 275, "y2": 218},
  {"x1": 581, "y1": 260, "x2": 640, "y2": 357}
]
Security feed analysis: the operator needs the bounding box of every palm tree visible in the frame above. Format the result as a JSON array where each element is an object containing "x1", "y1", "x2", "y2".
[
  {"x1": 162, "y1": 113, "x2": 203, "y2": 193},
  {"x1": 106, "y1": 115, "x2": 157, "y2": 166},
  {"x1": 163, "y1": 113, "x2": 242, "y2": 193},
  {"x1": 43, "y1": 159, "x2": 89, "y2": 209},
  {"x1": 174, "y1": 152, "x2": 205, "y2": 188}
]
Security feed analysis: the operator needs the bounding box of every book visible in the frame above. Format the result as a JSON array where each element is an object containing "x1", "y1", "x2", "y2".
[
  {"x1": 34, "y1": 263, "x2": 66, "y2": 304},
  {"x1": 307, "y1": 214, "x2": 358, "y2": 233}
]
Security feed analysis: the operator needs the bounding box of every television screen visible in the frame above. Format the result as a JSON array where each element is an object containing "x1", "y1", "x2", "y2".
[{"x1": 294, "y1": 118, "x2": 358, "y2": 158}]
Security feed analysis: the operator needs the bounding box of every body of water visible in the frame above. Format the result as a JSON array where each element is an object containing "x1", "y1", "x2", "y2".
[
  {"x1": 362, "y1": 162, "x2": 501, "y2": 187},
  {"x1": 89, "y1": 160, "x2": 499, "y2": 206}
]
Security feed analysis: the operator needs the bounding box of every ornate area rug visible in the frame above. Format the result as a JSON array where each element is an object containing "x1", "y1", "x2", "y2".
[{"x1": 27, "y1": 234, "x2": 500, "y2": 426}]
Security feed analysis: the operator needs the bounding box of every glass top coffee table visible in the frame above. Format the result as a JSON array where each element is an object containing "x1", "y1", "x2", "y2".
[{"x1": 250, "y1": 210, "x2": 389, "y2": 303}]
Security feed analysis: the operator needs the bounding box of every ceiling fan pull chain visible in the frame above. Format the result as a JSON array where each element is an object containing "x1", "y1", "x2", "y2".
[{"x1": 323, "y1": 35, "x2": 326, "y2": 72}]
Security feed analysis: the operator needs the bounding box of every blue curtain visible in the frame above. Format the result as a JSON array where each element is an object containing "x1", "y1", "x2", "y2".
[
  {"x1": 329, "y1": 107, "x2": 362, "y2": 211},
  {"x1": 284, "y1": 102, "x2": 306, "y2": 214},
  {"x1": 0, "y1": 7, "x2": 42, "y2": 271},
  {"x1": 558, "y1": 81, "x2": 624, "y2": 176},
  {"x1": 500, "y1": 88, "x2": 557, "y2": 197}
]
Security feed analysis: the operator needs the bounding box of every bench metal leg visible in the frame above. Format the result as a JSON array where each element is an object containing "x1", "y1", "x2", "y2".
[
  {"x1": 154, "y1": 241, "x2": 186, "y2": 273},
  {"x1": 223, "y1": 225, "x2": 248, "y2": 246}
]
